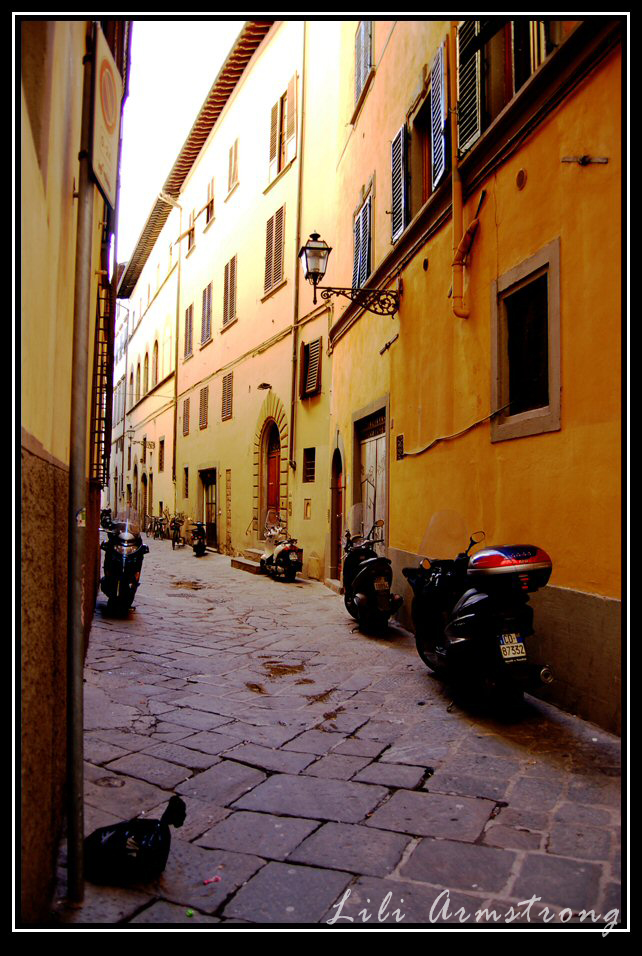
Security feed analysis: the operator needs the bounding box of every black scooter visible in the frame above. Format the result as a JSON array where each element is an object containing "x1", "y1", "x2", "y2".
[
  {"x1": 343, "y1": 518, "x2": 402, "y2": 632},
  {"x1": 191, "y1": 521, "x2": 207, "y2": 557},
  {"x1": 402, "y1": 520, "x2": 554, "y2": 704},
  {"x1": 100, "y1": 519, "x2": 149, "y2": 612}
]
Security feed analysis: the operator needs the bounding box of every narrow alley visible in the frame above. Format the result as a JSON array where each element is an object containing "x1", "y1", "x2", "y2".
[{"x1": 51, "y1": 538, "x2": 622, "y2": 928}]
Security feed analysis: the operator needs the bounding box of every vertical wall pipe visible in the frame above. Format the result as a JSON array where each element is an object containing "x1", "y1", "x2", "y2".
[
  {"x1": 66, "y1": 20, "x2": 96, "y2": 903},
  {"x1": 289, "y1": 20, "x2": 307, "y2": 471},
  {"x1": 449, "y1": 21, "x2": 471, "y2": 319}
]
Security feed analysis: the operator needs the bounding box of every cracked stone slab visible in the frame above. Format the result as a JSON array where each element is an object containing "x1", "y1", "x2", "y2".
[
  {"x1": 232, "y1": 773, "x2": 388, "y2": 823},
  {"x1": 140, "y1": 741, "x2": 223, "y2": 772},
  {"x1": 222, "y1": 742, "x2": 316, "y2": 774},
  {"x1": 289, "y1": 821, "x2": 412, "y2": 877},
  {"x1": 221, "y1": 861, "x2": 352, "y2": 924},
  {"x1": 196, "y1": 810, "x2": 320, "y2": 860},
  {"x1": 364, "y1": 789, "x2": 496, "y2": 841},
  {"x1": 511, "y1": 852, "x2": 605, "y2": 911}
]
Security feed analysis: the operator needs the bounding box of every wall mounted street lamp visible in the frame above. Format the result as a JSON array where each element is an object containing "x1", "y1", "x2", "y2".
[{"x1": 298, "y1": 231, "x2": 400, "y2": 316}]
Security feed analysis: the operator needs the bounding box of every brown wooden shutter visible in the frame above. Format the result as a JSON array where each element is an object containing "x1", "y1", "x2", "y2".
[
  {"x1": 184, "y1": 304, "x2": 193, "y2": 356},
  {"x1": 199, "y1": 386, "x2": 209, "y2": 429},
  {"x1": 300, "y1": 338, "x2": 322, "y2": 397},
  {"x1": 391, "y1": 125, "x2": 407, "y2": 242},
  {"x1": 264, "y1": 214, "x2": 274, "y2": 293},
  {"x1": 202, "y1": 283, "x2": 212, "y2": 343},
  {"x1": 269, "y1": 101, "x2": 279, "y2": 181},
  {"x1": 285, "y1": 74, "x2": 297, "y2": 163},
  {"x1": 457, "y1": 21, "x2": 482, "y2": 155},
  {"x1": 222, "y1": 372, "x2": 233, "y2": 420},
  {"x1": 183, "y1": 397, "x2": 190, "y2": 435}
]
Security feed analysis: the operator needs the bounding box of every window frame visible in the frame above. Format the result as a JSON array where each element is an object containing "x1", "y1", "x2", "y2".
[
  {"x1": 491, "y1": 238, "x2": 561, "y2": 442},
  {"x1": 201, "y1": 282, "x2": 212, "y2": 345},
  {"x1": 354, "y1": 20, "x2": 374, "y2": 112},
  {"x1": 352, "y1": 193, "x2": 372, "y2": 290},
  {"x1": 268, "y1": 76, "x2": 297, "y2": 183},
  {"x1": 223, "y1": 256, "x2": 237, "y2": 328},
  {"x1": 184, "y1": 303, "x2": 193, "y2": 358}
]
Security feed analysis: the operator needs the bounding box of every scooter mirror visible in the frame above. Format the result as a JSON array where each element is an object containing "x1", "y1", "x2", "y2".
[
  {"x1": 374, "y1": 519, "x2": 385, "y2": 528},
  {"x1": 421, "y1": 557, "x2": 431, "y2": 570},
  {"x1": 471, "y1": 531, "x2": 485, "y2": 544}
]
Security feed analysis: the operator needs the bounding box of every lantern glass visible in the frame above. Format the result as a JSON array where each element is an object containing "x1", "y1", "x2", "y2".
[{"x1": 299, "y1": 232, "x2": 331, "y2": 284}]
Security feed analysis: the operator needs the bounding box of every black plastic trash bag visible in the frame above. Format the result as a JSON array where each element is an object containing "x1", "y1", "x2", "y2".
[{"x1": 84, "y1": 795, "x2": 187, "y2": 884}]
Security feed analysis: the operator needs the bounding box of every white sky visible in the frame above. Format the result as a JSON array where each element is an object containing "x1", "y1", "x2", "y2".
[{"x1": 117, "y1": 18, "x2": 245, "y2": 264}]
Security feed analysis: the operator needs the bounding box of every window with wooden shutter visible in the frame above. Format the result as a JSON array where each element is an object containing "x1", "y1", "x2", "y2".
[
  {"x1": 184, "y1": 304, "x2": 193, "y2": 357},
  {"x1": 352, "y1": 195, "x2": 371, "y2": 290},
  {"x1": 228, "y1": 138, "x2": 239, "y2": 192},
  {"x1": 184, "y1": 467, "x2": 189, "y2": 499},
  {"x1": 152, "y1": 341, "x2": 158, "y2": 386},
  {"x1": 355, "y1": 20, "x2": 373, "y2": 105},
  {"x1": 391, "y1": 126, "x2": 408, "y2": 242},
  {"x1": 199, "y1": 386, "x2": 209, "y2": 429},
  {"x1": 205, "y1": 176, "x2": 215, "y2": 224},
  {"x1": 187, "y1": 209, "x2": 196, "y2": 251},
  {"x1": 158, "y1": 439, "x2": 165, "y2": 473},
  {"x1": 300, "y1": 337, "x2": 322, "y2": 398},
  {"x1": 268, "y1": 76, "x2": 297, "y2": 183},
  {"x1": 222, "y1": 372, "x2": 233, "y2": 420},
  {"x1": 183, "y1": 397, "x2": 190, "y2": 436},
  {"x1": 457, "y1": 21, "x2": 482, "y2": 156},
  {"x1": 201, "y1": 282, "x2": 212, "y2": 344},
  {"x1": 264, "y1": 205, "x2": 285, "y2": 294},
  {"x1": 223, "y1": 256, "x2": 237, "y2": 327},
  {"x1": 430, "y1": 41, "x2": 449, "y2": 187}
]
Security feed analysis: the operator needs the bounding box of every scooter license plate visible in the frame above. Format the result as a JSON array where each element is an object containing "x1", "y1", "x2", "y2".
[
  {"x1": 500, "y1": 633, "x2": 526, "y2": 660},
  {"x1": 374, "y1": 577, "x2": 388, "y2": 591}
]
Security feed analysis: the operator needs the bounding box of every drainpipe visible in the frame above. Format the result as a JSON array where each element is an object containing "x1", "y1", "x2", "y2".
[
  {"x1": 449, "y1": 20, "x2": 472, "y2": 319},
  {"x1": 289, "y1": 20, "x2": 307, "y2": 471},
  {"x1": 66, "y1": 20, "x2": 96, "y2": 904}
]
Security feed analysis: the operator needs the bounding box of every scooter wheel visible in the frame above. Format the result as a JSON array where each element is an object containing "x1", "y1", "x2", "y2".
[{"x1": 344, "y1": 593, "x2": 359, "y2": 621}]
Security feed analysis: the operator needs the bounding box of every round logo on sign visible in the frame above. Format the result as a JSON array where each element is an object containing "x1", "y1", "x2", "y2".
[{"x1": 100, "y1": 58, "x2": 118, "y2": 135}]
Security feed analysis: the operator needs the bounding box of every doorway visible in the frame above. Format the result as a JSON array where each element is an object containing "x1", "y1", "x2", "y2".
[
  {"x1": 356, "y1": 410, "x2": 386, "y2": 533},
  {"x1": 200, "y1": 468, "x2": 218, "y2": 548},
  {"x1": 330, "y1": 448, "x2": 344, "y2": 580}
]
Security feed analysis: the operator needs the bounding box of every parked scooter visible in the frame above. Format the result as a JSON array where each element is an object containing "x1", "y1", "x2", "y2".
[
  {"x1": 259, "y1": 511, "x2": 303, "y2": 582},
  {"x1": 342, "y1": 507, "x2": 402, "y2": 632},
  {"x1": 191, "y1": 521, "x2": 207, "y2": 557},
  {"x1": 402, "y1": 510, "x2": 554, "y2": 704},
  {"x1": 100, "y1": 518, "x2": 149, "y2": 612}
]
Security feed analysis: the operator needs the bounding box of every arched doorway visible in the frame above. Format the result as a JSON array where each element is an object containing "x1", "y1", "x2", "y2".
[
  {"x1": 263, "y1": 421, "x2": 281, "y2": 531},
  {"x1": 330, "y1": 448, "x2": 344, "y2": 580}
]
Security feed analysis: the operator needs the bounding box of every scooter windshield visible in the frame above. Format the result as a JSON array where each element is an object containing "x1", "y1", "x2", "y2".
[
  {"x1": 111, "y1": 519, "x2": 141, "y2": 538},
  {"x1": 418, "y1": 510, "x2": 469, "y2": 560}
]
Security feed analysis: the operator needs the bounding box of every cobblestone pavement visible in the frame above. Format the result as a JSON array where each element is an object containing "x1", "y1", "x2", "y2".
[{"x1": 51, "y1": 538, "x2": 624, "y2": 930}]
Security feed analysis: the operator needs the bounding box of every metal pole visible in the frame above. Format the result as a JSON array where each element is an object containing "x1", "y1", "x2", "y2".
[{"x1": 66, "y1": 21, "x2": 96, "y2": 903}]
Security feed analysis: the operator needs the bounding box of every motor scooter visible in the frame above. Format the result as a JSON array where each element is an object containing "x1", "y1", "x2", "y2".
[
  {"x1": 342, "y1": 507, "x2": 402, "y2": 632},
  {"x1": 402, "y1": 510, "x2": 554, "y2": 704},
  {"x1": 100, "y1": 518, "x2": 149, "y2": 612},
  {"x1": 191, "y1": 521, "x2": 207, "y2": 557},
  {"x1": 259, "y1": 511, "x2": 303, "y2": 582}
]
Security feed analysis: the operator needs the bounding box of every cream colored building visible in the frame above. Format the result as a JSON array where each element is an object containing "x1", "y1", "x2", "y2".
[{"x1": 115, "y1": 21, "x2": 334, "y2": 579}]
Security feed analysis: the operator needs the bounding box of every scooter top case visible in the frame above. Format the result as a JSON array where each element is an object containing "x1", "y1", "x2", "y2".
[{"x1": 467, "y1": 545, "x2": 552, "y2": 592}]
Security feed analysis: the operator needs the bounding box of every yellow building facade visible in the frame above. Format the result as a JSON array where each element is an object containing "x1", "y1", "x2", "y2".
[
  {"x1": 306, "y1": 19, "x2": 622, "y2": 732},
  {"x1": 114, "y1": 19, "x2": 623, "y2": 733}
]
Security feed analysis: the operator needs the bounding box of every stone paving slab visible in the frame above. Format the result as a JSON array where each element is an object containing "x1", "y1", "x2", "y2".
[
  {"x1": 220, "y1": 861, "x2": 353, "y2": 924},
  {"x1": 50, "y1": 543, "x2": 623, "y2": 930},
  {"x1": 196, "y1": 810, "x2": 320, "y2": 860},
  {"x1": 232, "y1": 773, "x2": 388, "y2": 824}
]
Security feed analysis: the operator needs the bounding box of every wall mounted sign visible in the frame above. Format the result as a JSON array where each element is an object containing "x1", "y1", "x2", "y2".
[{"x1": 91, "y1": 24, "x2": 122, "y2": 209}]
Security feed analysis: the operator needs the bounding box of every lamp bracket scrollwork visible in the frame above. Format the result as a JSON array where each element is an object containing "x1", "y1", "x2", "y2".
[{"x1": 318, "y1": 286, "x2": 400, "y2": 316}]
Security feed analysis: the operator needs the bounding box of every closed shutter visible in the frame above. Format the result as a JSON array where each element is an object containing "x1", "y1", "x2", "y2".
[
  {"x1": 391, "y1": 125, "x2": 407, "y2": 242},
  {"x1": 223, "y1": 256, "x2": 237, "y2": 326},
  {"x1": 431, "y1": 41, "x2": 448, "y2": 188},
  {"x1": 222, "y1": 372, "x2": 233, "y2": 420},
  {"x1": 264, "y1": 206, "x2": 285, "y2": 293},
  {"x1": 199, "y1": 386, "x2": 209, "y2": 429},
  {"x1": 184, "y1": 304, "x2": 193, "y2": 356},
  {"x1": 285, "y1": 74, "x2": 297, "y2": 163},
  {"x1": 228, "y1": 138, "x2": 239, "y2": 191},
  {"x1": 355, "y1": 20, "x2": 372, "y2": 103},
  {"x1": 269, "y1": 101, "x2": 279, "y2": 181},
  {"x1": 352, "y1": 196, "x2": 371, "y2": 290},
  {"x1": 457, "y1": 20, "x2": 482, "y2": 155},
  {"x1": 202, "y1": 283, "x2": 212, "y2": 343},
  {"x1": 183, "y1": 397, "x2": 190, "y2": 435}
]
